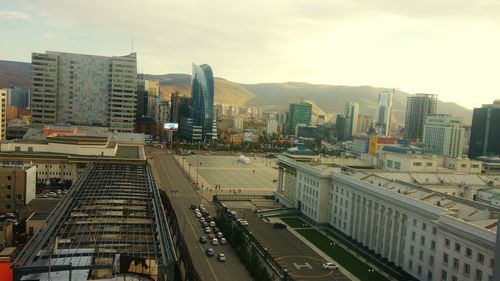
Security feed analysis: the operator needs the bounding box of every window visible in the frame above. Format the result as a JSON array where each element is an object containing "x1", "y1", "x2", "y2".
[
  {"x1": 7, "y1": 176, "x2": 11, "y2": 180},
  {"x1": 17, "y1": 194, "x2": 22, "y2": 200},
  {"x1": 445, "y1": 238, "x2": 450, "y2": 247},
  {"x1": 6, "y1": 204, "x2": 10, "y2": 209},
  {"x1": 409, "y1": 260, "x2": 413, "y2": 270},
  {"x1": 431, "y1": 240, "x2": 436, "y2": 250},
  {"x1": 6, "y1": 195, "x2": 11, "y2": 199},
  {"x1": 466, "y1": 248, "x2": 472, "y2": 257},
  {"x1": 410, "y1": 246, "x2": 415, "y2": 255},
  {"x1": 419, "y1": 250, "x2": 423, "y2": 261},
  {"x1": 413, "y1": 162, "x2": 422, "y2": 166},
  {"x1": 454, "y1": 243, "x2": 461, "y2": 253},
  {"x1": 387, "y1": 160, "x2": 393, "y2": 168},
  {"x1": 490, "y1": 258, "x2": 494, "y2": 268},
  {"x1": 464, "y1": 263, "x2": 470, "y2": 276},
  {"x1": 453, "y1": 258, "x2": 459, "y2": 270},
  {"x1": 427, "y1": 271, "x2": 433, "y2": 281},
  {"x1": 443, "y1": 253, "x2": 449, "y2": 264},
  {"x1": 432, "y1": 227, "x2": 437, "y2": 234},
  {"x1": 429, "y1": 255, "x2": 435, "y2": 266},
  {"x1": 421, "y1": 236, "x2": 426, "y2": 245},
  {"x1": 475, "y1": 269, "x2": 482, "y2": 281},
  {"x1": 427, "y1": 162, "x2": 433, "y2": 167},
  {"x1": 441, "y1": 270, "x2": 447, "y2": 281},
  {"x1": 412, "y1": 231, "x2": 416, "y2": 241},
  {"x1": 477, "y1": 253, "x2": 484, "y2": 264},
  {"x1": 451, "y1": 276, "x2": 457, "y2": 281},
  {"x1": 394, "y1": 161, "x2": 401, "y2": 169},
  {"x1": 422, "y1": 223, "x2": 427, "y2": 231},
  {"x1": 418, "y1": 265, "x2": 422, "y2": 275},
  {"x1": 413, "y1": 219, "x2": 417, "y2": 226},
  {"x1": 461, "y1": 164, "x2": 467, "y2": 168}
]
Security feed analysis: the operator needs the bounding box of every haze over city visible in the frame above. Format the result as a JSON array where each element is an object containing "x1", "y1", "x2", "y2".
[{"x1": 2, "y1": 0, "x2": 500, "y2": 109}]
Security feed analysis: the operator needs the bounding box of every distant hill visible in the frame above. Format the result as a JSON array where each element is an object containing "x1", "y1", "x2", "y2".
[
  {"x1": 0, "y1": 60, "x2": 472, "y2": 124},
  {"x1": 0, "y1": 60, "x2": 31, "y2": 88}
]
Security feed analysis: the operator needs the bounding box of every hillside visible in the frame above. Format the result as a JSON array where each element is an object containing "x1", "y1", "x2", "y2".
[
  {"x1": 0, "y1": 60, "x2": 472, "y2": 124},
  {"x1": 0, "y1": 60, "x2": 31, "y2": 88}
]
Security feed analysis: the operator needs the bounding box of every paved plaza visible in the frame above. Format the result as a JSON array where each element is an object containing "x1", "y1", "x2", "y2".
[{"x1": 178, "y1": 155, "x2": 278, "y2": 195}]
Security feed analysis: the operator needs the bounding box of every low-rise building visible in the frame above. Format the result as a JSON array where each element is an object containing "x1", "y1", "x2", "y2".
[
  {"x1": 26, "y1": 212, "x2": 49, "y2": 237},
  {"x1": 275, "y1": 155, "x2": 498, "y2": 281},
  {"x1": 0, "y1": 164, "x2": 36, "y2": 212},
  {"x1": 477, "y1": 188, "x2": 500, "y2": 207},
  {"x1": 379, "y1": 152, "x2": 482, "y2": 174}
]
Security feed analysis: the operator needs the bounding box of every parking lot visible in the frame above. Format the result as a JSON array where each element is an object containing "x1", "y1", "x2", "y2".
[
  {"x1": 228, "y1": 206, "x2": 351, "y2": 281},
  {"x1": 181, "y1": 155, "x2": 278, "y2": 194}
]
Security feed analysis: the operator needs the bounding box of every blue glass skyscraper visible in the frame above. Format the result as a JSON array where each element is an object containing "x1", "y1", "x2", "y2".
[{"x1": 191, "y1": 63, "x2": 215, "y2": 142}]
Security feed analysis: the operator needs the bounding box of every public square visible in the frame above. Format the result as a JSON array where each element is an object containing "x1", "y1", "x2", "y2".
[{"x1": 178, "y1": 154, "x2": 278, "y2": 195}]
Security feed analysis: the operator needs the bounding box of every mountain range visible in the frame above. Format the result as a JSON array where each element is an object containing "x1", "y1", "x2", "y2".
[{"x1": 0, "y1": 60, "x2": 472, "y2": 124}]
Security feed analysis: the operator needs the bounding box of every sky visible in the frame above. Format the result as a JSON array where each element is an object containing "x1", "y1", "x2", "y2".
[{"x1": 1, "y1": 0, "x2": 500, "y2": 109}]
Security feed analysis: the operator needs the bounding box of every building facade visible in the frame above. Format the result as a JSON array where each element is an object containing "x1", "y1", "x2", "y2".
[
  {"x1": 357, "y1": 115, "x2": 373, "y2": 134},
  {"x1": 266, "y1": 119, "x2": 278, "y2": 135},
  {"x1": 404, "y1": 94, "x2": 438, "y2": 142},
  {"x1": 287, "y1": 102, "x2": 312, "y2": 136},
  {"x1": 375, "y1": 91, "x2": 393, "y2": 136},
  {"x1": 423, "y1": 114, "x2": 465, "y2": 158},
  {"x1": 275, "y1": 155, "x2": 497, "y2": 281},
  {"x1": 191, "y1": 63, "x2": 215, "y2": 142},
  {"x1": 0, "y1": 165, "x2": 36, "y2": 213},
  {"x1": 6, "y1": 87, "x2": 30, "y2": 109},
  {"x1": 468, "y1": 100, "x2": 500, "y2": 159},
  {"x1": 0, "y1": 90, "x2": 5, "y2": 141},
  {"x1": 31, "y1": 51, "x2": 137, "y2": 132},
  {"x1": 345, "y1": 102, "x2": 359, "y2": 138}
]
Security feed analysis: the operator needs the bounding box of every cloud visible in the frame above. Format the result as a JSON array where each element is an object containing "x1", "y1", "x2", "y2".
[{"x1": 0, "y1": 11, "x2": 31, "y2": 20}]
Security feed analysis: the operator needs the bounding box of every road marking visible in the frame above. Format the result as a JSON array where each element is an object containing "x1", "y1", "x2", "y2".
[{"x1": 294, "y1": 262, "x2": 313, "y2": 270}]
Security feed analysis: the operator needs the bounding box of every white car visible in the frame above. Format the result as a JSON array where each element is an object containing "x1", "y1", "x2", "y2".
[
  {"x1": 240, "y1": 220, "x2": 248, "y2": 226},
  {"x1": 195, "y1": 212, "x2": 202, "y2": 218},
  {"x1": 211, "y1": 238, "x2": 219, "y2": 245},
  {"x1": 322, "y1": 263, "x2": 338, "y2": 270},
  {"x1": 217, "y1": 253, "x2": 226, "y2": 262}
]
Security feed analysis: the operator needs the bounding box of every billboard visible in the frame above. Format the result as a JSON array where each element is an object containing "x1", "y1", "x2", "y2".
[{"x1": 163, "y1": 123, "x2": 179, "y2": 131}]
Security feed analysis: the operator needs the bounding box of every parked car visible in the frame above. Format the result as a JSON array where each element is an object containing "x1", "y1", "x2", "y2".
[
  {"x1": 211, "y1": 238, "x2": 219, "y2": 246},
  {"x1": 199, "y1": 236, "x2": 207, "y2": 244},
  {"x1": 208, "y1": 233, "x2": 216, "y2": 239},
  {"x1": 205, "y1": 227, "x2": 212, "y2": 234},
  {"x1": 240, "y1": 220, "x2": 248, "y2": 226},
  {"x1": 217, "y1": 253, "x2": 226, "y2": 262},
  {"x1": 212, "y1": 227, "x2": 220, "y2": 233},
  {"x1": 201, "y1": 222, "x2": 209, "y2": 228},
  {"x1": 193, "y1": 208, "x2": 200, "y2": 214},
  {"x1": 220, "y1": 238, "x2": 227, "y2": 245},
  {"x1": 209, "y1": 221, "x2": 216, "y2": 227},
  {"x1": 195, "y1": 213, "x2": 202, "y2": 218},
  {"x1": 206, "y1": 216, "x2": 213, "y2": 221},
  {"x1": 322, "y1": 263, "x2": 338, "y2": 270},
  {"x1": 206, "y1": 248, "x2": 214, "y2": 257},
  {"x1": 190, "y1": 204, "x2": 197, "y2": 210},
  {"x1": 216, "y1": 232, "x2": 224, "y2": 239},
  {"x1": 200, "y1": 217, "x2": 206, "y2": 223}
]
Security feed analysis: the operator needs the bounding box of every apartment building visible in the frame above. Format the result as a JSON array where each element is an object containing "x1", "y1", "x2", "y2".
[
  {"x1": 0, "y1": 165, "x2": 36, "y2": 212},
  {"x1": 31, "y1": 51, "x2": 137, "y2": 132}
]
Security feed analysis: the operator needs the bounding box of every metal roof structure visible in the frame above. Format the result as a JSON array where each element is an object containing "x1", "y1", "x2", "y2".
[{"x1": 14, "y1": 162, "x2": 176, "y2": 281}]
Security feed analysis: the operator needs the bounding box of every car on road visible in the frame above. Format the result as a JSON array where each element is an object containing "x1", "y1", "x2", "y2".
[
  {"x1": 220, "y1": 238, "x2": 227, "y2": 245},
  {"x1": 190, "y1": 204, "x2": 197, "y2": 210},
  {"x1": 211, "y1": 238, "x2": 219, "y2": 245},
  {"x1": 322, "y1": 263, "x2": 338, "y2": 270},
  {"x1": 206, "y1": 248, "x2": 214, "y2": 256},
  {"x1": 195, "y1": 212, "x2": 202, "y2": 218},
  {"x1": 201, "y1": 222, "x2": 209, "y2": 228},
  {"x1": 208, "y1": 233, "x2": 216, "y2": 239},
  {"x1": 193, "y1": 208, "x2": 200, "y2": 214},
  {"x1": 209, "y1": 221, "x2": 216, "y2": 227},
  {"x1": 217, "y1": 253, "x2": 226, "y2": 262},
  {"x1": 212, "y1": 227, "x2": 220, "y2": 233},
  {"x1": 240, "y1": 220, "x2": 248, "y2": 226},
  {"x1": 199, "y1": 236, "x2": 207, "y2": 244},
  {"x1": 205, "y1": 227, "x2": 212, "y2": 234},
  {"x1": 200, "y1": 217, "x2": 206, "y2": 223},
  {"x1": 206, "y1": 216, "x2": 213, "y2": 221},
  {"x1": 217, "y1": 232, "x2": 224, "y2": 239}
]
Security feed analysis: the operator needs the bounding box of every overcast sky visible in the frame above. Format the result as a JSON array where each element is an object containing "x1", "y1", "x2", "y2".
[{"x1": 1, "y1": 0, "x2": 499, "y2": 109}]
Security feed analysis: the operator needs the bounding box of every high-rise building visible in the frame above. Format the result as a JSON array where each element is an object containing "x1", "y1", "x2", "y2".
[
  {"x1": 423, "y1": 114, "x2": 464, "y2": 158},
  {"x1": 468, "y1": 100, "x2": 500, "y2": 159},
  {"x1": 266, "y1": 119, "x2": 278, "y2": 135},
  {"x1": 335, "y1": 114, "x2": 350, "y2": 142},
  {"x1": 357, "y1": 115, "x2": 373, "y2": 134},
  {"x1": 170, "y1": 93, "x2": 191, "y2": 124},
  {"x1": 145, "y1": 80, "x2": 160, "y2": 117},
  {"x1": 0, "y1": 89, "x2": 6, "y2": 141},
  {"x1": 287, "y1": 102, "x2": 312, "y2": 136},
  {"x1": 375, "y1": 91, "x2": 393, "y2": 136},
  {"x1": 404, "y1": 93, "x2": 438, "y2": 142},
  {"x1": 191, "y1": 63, "x2": 215, "y2": 142},
  {"x1": 31, "y1": 51, "x2": 137, "y2": 132},
  {"x1": 6, "y1": 87, "x2": 30, "y2": 109},
  {"x1": 136, "y1": 79, "x2": 147, "y2": 119},
  {"x1": 344, "y1": 102, "x2": 359, "y2": 139}
]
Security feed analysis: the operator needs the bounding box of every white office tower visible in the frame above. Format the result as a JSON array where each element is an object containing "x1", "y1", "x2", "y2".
[
  {"x1": 375, "y1": 91, "x2": 393, "y2": 136},
  {"x1": 423, "y1": 114, "x2": 465, "y2": 158}
]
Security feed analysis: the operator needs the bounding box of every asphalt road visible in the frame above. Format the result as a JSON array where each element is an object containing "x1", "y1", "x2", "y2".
[{"x1": 150, "y1": 149, "x2": 253, "y2": 281}]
